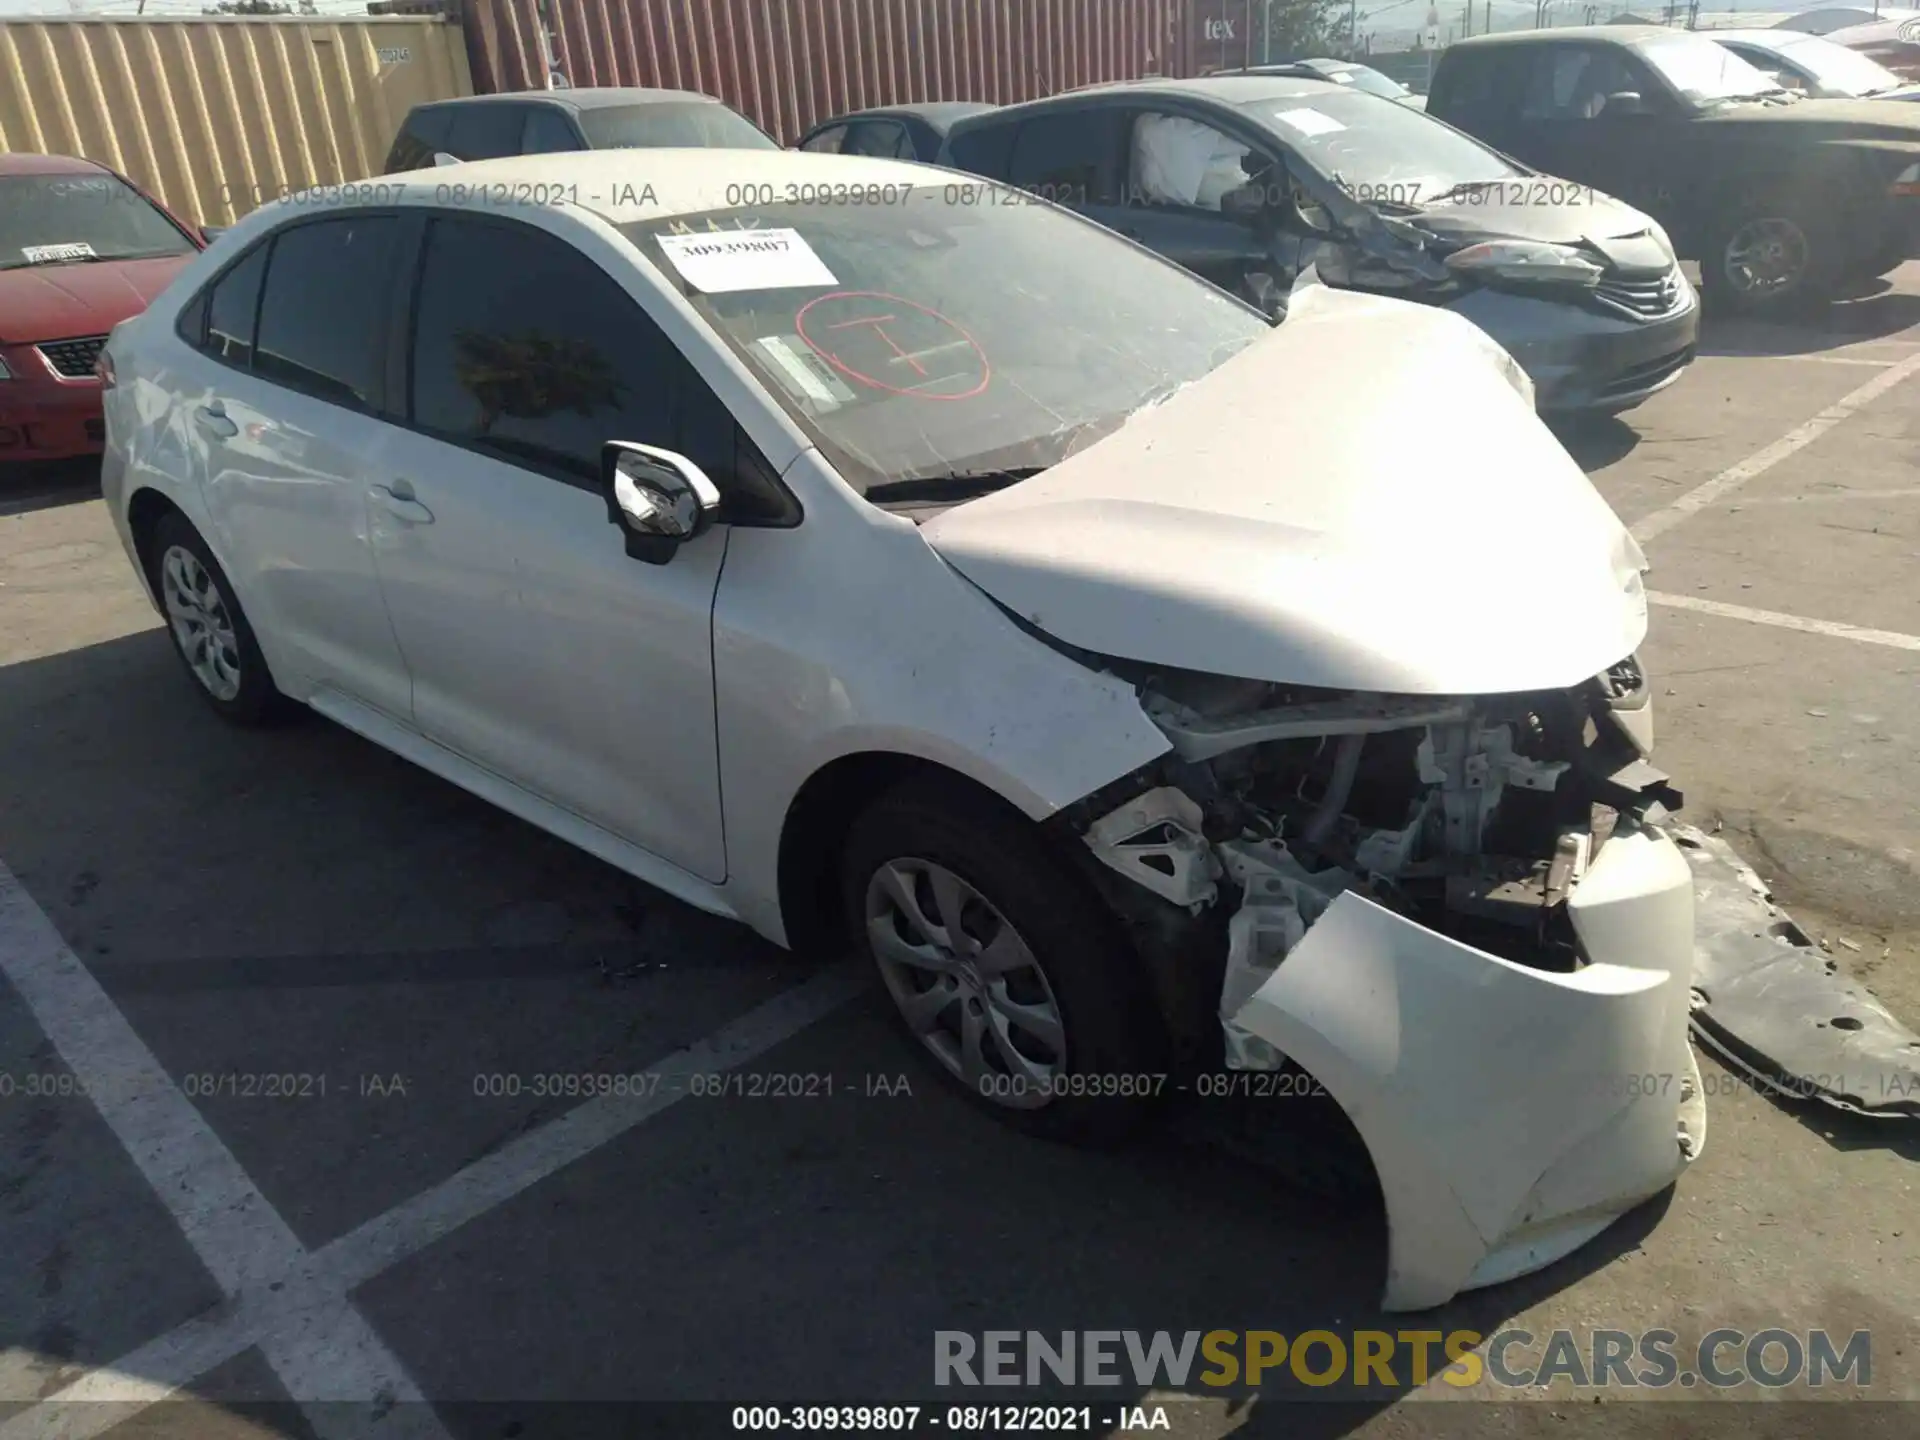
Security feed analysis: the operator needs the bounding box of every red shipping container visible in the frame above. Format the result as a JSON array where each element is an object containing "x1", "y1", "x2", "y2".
[{"x1": 462, "y1": 0, "x2": 1194, "y2": 144}]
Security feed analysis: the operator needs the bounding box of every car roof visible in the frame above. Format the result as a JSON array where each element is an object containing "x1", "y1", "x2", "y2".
[
  {"x1": 954, "y1": 72, "x2": 1349, "y2": 125},
  {"x1": 1704, "y1": 29, "x2": 1810, "y2": 45},
  {"x1": 0, "y1": 151, "x2": 110, "y2": 178},
  {"x1": 420, "y1": 87, "x2": 726, "y2": 113},
  {"x1": 1450, "y1": 24, "x2": 1673, "y2": 49},
  {"x1": 809, "y1": 101, "x2": 998, "y2": 130}
]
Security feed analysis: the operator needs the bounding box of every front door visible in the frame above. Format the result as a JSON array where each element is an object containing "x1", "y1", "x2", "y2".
[{"x1": 365, "y1": 213, "x2": 729, "y2": 882}]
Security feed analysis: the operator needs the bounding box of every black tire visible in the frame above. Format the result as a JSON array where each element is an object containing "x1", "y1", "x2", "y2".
[
  {"x1": 842, "y1": 775, "x2": 1168, "y2": 1145},
  {"x1": 1699, "y1": 192, "x2": 1839, "y2": 318},
  {"x1": 145, "y1": 512, "x2": 294, "y2": 726}
]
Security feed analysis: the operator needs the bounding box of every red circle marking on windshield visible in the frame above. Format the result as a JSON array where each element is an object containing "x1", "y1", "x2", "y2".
[{"x1": 794, "y1": 290, "x2": 990, "y2": 401}]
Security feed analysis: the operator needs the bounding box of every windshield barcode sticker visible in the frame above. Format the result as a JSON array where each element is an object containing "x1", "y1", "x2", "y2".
[
  {"x1": 1272, "y1": 108, "x2": 1346, "y2": 137},
  {"x1": 656, "y1": 227, "x2": 836, "y2": 293},
  {"x1": 22, "y1": 241, "x2": 96, "y2": 263},
  {"x1": 754, "y1": 334, "x2": 855, "y2": 410}
]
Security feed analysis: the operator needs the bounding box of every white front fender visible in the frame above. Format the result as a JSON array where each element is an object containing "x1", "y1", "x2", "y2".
[{"x1": 1231, "y1": 826, "x2": 1704, "y2": 1310}]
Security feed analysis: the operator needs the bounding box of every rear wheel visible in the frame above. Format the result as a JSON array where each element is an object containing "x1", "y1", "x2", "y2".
[
  {"x1": 843, "y1": 776, "x2": 1167, "y2": 1144},
  {"x1": 147, "y1": 512, "x2": 292, "y2": 726}
]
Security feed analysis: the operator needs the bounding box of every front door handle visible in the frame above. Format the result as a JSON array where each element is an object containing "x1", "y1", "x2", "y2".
[
  {"x1": 368, "y1": 484, "x2": 435, "y2": 526},
  {"x1": 193, "y1": 403, "x2": 237, "y2": 439}
]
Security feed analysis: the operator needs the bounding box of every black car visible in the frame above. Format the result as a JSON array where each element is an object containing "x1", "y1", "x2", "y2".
[
  {"x1": 383, "y1": 88, "x2": 778, "y2": 173},
  {"x1": 797, "y1": 102, "x2": 999, "y2": 161},
  {"x1": 939, "y1": 76, "x2": 1699, "y2": 415},
  {"x1": 1428, "y1": 26, "x2": 1920, "y2": 313}
]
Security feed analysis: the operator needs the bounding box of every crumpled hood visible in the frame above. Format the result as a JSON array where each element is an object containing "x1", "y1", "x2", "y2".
[
  {"x1": 1410, "y1": 188, "x2": 1669, "y2": 270},
  {"x1": 921, "y1": 286, "x2": 1648, "y2": 696},
  {"x1": 0, "y1": 255, "x2": 191, "y2": 344}
]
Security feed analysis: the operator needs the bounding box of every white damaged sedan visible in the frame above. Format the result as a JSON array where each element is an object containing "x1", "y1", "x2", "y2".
[{"x1": 101, "y1": 149, "x2": 1701, "y2": 1312}]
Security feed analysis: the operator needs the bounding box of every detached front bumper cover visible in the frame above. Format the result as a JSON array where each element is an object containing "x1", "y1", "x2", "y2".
[{"x1": 1229, "y1": 825, "x2": 1704, "y2": 1311}]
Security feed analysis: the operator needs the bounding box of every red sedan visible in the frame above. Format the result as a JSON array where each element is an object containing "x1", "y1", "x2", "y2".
[{"x1": 1, "y1": 153, "x2": 205, "y2": 465}]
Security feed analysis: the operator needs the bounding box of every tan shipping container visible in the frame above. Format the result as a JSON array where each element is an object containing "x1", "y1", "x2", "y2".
[{"x1": 0, "y1": 16, "x2": 472, "y2": 230}]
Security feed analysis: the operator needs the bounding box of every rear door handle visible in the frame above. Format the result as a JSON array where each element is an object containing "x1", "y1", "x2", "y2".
[
  {"x1": 193, "y1": 402, "x2": 237, "y2": 439},
  {"x1": 368, "y1": 484, "x2": 435, "y2": 526}
]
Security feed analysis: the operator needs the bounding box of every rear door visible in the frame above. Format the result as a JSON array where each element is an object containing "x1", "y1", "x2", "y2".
[
  {"x1": 182, "y1": 215, "x2": 414, "y2": 718},
  {"x1": 364, "y1": 212, "x2": 734, "y2": 880}
]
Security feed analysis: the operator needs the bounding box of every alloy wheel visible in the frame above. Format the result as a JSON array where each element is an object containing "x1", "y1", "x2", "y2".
[
  {"x1": 160, "y1": 545, "x2": 242, "y2": 701},
  {"x1": 864, "y1": 858, "x2": 1066, "y2": 1107},
  {"x1": 1722, "y1": 217, "x2": 1811, "y2": 298}
]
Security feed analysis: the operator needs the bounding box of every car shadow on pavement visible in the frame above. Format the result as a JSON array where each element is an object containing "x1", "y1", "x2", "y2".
[
  {"x1": 1697, "y1": 290, "x2": 1920, "y2": 359},
  {"x1": 0, "y1": 458, "x2": 102, "y2": 517},
  {"x1": 0, "y1": 629, "x2": 1650, "y2": 1426},
  {"x1": 1546, "y1": 414, "x2": 1641, "y2": 473}
]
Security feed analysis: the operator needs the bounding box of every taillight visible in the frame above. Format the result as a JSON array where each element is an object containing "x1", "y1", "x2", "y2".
[{"x1": 95, "y1": 347, "x2": 116, "y2": 389}]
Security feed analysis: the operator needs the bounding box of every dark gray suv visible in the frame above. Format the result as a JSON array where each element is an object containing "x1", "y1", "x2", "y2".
[{"x1": 940, "y1": 75, "x2": 1700, "y2": 416}]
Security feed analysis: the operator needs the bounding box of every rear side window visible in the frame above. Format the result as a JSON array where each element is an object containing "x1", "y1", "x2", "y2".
[
  {"x1": 386, "y1": 107, "x2": 452, "y2": 173},
  {"x1": 1431, "y1": 51, "x2": 1515, "y2": 123},
  {"x1": 253, "y1": 216, "x2": 399, "y2": 410},
  {"x1": 200, "y1": 242, "x2": 268, "y2": 366},
  {"x1": 445, "y1": 105, "x2": 528, "y2": 161},
  {"x1": 521, "y1": 107, "x2": 581, "y2": 153},
  {"x1": 800, "y1": 124, "x2": 848, "y2": 153},
  {"x1": 1006, "y1": 109, "x2": 1127, "y2": 203}
]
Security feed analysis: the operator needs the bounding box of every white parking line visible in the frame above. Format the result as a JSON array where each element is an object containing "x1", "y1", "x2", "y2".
[
  {"x1": 1723, "y1": 486, "x2": 1920, "y2": 507},
  {"x1": 0, "y1": 863, "x2": 450, "y2": 1440},
  {"x1": 1649, "y1": 591, "x2": 1920, "y2": 652},
  {"x1": 1630, "y1": 349, "x2": 1920, "y2": 545},
  {"x1": 0, "y1": 859, "x2": 867, "y2": 1440}
]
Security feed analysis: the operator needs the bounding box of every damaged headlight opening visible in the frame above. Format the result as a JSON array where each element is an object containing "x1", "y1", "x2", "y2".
[
  {"x1": 1077, "y1": 655, "x2": 1679, "y2": 1073},
  {"x1": 1443, "y1": 239, "x2": 1606, "y2": 287}
]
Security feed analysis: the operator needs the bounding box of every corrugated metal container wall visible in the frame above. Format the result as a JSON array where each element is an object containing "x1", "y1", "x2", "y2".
[
  {"x1": 464, "y1": 0, "x2": 1190, "y2": 143},
  {"x1": 0, "y1": 17, "x2": 472, "y2": 229}
]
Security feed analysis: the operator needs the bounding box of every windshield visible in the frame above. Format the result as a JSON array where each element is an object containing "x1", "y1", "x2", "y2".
[
  {"x1": 621, "y1": 192, "x2": 1268, "y2": 494},
  {"x1": 579, "y1": 102, "x2": 779, "y2": 150},
  {"x1": 1761, "y1": 33, "x2": 1906, "y2": 94},
  {"x1": 1240, "y1": 90, "x2": 1518, "y2": 201},
  {"x1": 0, "y1": 172, "x2": 194, "y2": 270},
  {"x1": 1635, "y1": 33, "x2": 1787, "y2": 104}
]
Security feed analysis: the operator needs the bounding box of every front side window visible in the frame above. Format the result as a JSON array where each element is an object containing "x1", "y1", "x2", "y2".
[
  {"x1": 0, "y1": 172, "x2": 194, "y2": 270},
  {"x1": 388, "y1": 108, "x2": 453, "y2": 171},
  {"x1": 576, "y1": 102, "x2": 779, "y2": 150},
  {"x1": 622, "y1": 191, "x2": 1269, "y2": 497},
  {"x1": 253, "y1": 216, "x2": 398, "y2": 409},
  {"x1": 1520, "y1": 47, "x2": 1642, "y2": 120},
  {"x1": 801, "y1": 125, "x2": 848, "y2": 154},
  {"x1": 841, "y1": 120, "x2": 914, "y2": 159},
  {"x1": 407, "y1": 216, "x2": 734, "y2": 487}
]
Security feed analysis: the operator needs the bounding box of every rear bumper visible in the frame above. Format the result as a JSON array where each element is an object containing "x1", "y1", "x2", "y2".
[
  {"x1": 1446, "y1": 281, "x2": 1700, "y2": 416},
  {"x1": 1229, "y1": 826, "x2": 1703, "y2": 1312},
  {"x1": 0, "y1": 343, "x2": 106, "y2": 462}
]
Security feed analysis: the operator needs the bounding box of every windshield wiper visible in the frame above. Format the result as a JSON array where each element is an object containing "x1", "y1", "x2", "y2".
[{"x1": 864, "y1": 467, "x2": 1047, "y2": 503}]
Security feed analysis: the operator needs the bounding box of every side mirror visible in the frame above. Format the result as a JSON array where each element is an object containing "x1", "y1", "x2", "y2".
[
  {"x1": 601, "y1": 442, "x2": 722, "y2": 565},
  {"x1": 1603, "y1": 91, "x2": 1651, "y2": 117},
  {"x1": 1291, "y1": 186, "x2": 1335, "y2": 236},
  {"x1": 432, "y1": 151, "x2": 461, "y2": 167}
]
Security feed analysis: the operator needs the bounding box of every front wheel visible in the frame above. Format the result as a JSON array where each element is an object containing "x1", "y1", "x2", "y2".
[
  {"x1": 843, "y1": 777, "x2": 1168, "y2": 1144},
  {"x1": 1701, "y1": 199, "x2": 1837, "y2": 316}
]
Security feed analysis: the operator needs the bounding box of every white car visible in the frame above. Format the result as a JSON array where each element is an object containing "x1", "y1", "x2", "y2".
[{"x1": 101, "y1": 149, "x2": 1704, "y2": 1312}]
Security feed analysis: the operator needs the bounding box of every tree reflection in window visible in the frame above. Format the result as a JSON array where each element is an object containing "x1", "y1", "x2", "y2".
[{"x1": 451, "y1": 329, "x2": 624, "y2": 438}]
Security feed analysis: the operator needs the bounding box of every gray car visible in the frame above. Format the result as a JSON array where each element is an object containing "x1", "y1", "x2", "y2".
[
  {"x1": 382, "y1": 88, "x2": 778, "y2": 173},
  {"x1": 939, "y1": 75, "x2": 1698, "y2": 415}
]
